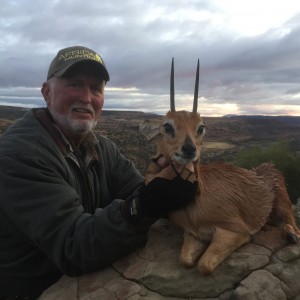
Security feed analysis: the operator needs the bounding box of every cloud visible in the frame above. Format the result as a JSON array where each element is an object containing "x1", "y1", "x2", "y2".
[{"x1": 0, "y1": 0, "x2": 300, "y2": 116}]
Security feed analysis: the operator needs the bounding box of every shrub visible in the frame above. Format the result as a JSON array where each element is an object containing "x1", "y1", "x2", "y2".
[{"x1": 233, "y1": 142, "x2": 300, "y2": 203}]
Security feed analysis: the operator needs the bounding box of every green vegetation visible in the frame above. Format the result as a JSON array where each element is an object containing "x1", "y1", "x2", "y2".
[{"x1": 233, "y1": 142, "x2": 300, "y2": 203}]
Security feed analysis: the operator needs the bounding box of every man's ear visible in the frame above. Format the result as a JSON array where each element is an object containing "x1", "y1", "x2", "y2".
[
  {"x1": 41, "y1": 82, "x2": 51, "y2": 106},
  {"x1": 139, "y1": 119, "x2": 162, "y2": 144}
]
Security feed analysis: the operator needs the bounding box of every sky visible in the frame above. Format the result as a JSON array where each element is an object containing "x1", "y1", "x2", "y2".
[{"x1": 1, "y1": 0, "x2": 300, "y2": 116}]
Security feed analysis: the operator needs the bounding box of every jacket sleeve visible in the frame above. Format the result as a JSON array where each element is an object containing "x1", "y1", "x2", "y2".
[{"x1": 0, "y1": 146, "x2": 147, "y2": 276}]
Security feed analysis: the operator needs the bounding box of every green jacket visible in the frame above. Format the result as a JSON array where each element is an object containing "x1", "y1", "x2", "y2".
[{"x1": 0, "y1": 108, "x2": 146, "y2": 299}]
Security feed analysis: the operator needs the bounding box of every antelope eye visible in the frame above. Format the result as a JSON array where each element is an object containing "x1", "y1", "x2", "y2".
[
  {"x1": 197, "y1": 124, "x2": 205, "y2": 136},
  {"x1": 163, "y1": 123, "x2": 175, "y2": 137}
]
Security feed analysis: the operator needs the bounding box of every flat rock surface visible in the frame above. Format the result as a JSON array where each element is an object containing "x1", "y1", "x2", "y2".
[{"x1": 39, "y1": 220, "x2": 300, "y2": 300}]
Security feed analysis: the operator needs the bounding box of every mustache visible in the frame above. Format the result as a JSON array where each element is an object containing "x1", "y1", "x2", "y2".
[{"x1": 71, "y1": 104, "x2": 95, "y2": 116}]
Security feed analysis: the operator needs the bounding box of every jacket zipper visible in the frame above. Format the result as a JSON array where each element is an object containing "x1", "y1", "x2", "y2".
[{"x1": 67, "y1": 152, "x2": 95, "y2": 214}]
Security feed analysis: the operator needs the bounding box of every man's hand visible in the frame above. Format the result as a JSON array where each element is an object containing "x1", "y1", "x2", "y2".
[
  {"x1": 138, "y1": 174, "x2": 198, "y2": 218},
  {"x1": 122, "y1": 157, "x2": 198, "y2": 221},
  {"x1": 145, "y1": 156, "x2": 196, "y2": 184}
]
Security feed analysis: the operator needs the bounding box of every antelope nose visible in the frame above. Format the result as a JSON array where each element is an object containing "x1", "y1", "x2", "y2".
[{"x1": 182, "y1": 143, "x2": 196, "y2": 156}]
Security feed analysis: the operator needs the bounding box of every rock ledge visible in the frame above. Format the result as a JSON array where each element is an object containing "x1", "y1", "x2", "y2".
[{"x1": 40, "y1": 220, "x2": 300, "y2": 300}]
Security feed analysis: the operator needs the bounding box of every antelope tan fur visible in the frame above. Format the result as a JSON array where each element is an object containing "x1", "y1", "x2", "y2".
[{"x1": 139, "y1": 59, "x2": 300, "y2": 275}]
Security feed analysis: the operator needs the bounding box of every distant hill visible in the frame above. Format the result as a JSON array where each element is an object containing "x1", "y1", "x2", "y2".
[
  {"x1": 1, "y1": 105, "x2": 300, "y2": 174},
  {"x1": 0, "y1": 105, "x2": 29, "y2": 120},
  {"x1": 0, "y1": 105, "x2": 158, "y2": 121},
  {"x1": 226, "y1": 115, "x2": 300, "y2": 127}
]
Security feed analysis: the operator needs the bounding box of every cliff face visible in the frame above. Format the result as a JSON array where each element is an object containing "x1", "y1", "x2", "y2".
[{"x1": 40, "y1": 219, "x2": 300, "y2": 300}]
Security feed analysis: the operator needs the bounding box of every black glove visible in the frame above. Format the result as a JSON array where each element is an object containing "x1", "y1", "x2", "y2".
[{"x1": 122, "y1": 176, "x2": 198, "y2": 222}]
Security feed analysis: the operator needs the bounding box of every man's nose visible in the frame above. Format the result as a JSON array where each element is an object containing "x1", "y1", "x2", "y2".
[{"x1": 79, "y1": 86, "x2": 92, "y2": 103}]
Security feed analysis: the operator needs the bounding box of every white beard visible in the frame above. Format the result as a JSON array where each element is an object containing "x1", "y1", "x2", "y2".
[{"x1": 49, "y1": 106, "x2": 97, "y2": 134}]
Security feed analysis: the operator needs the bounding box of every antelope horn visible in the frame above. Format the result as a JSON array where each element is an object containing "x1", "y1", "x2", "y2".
[
  {"x1": 170, "y1": 57, "x2": 175, "y2": 112},
  {"x1": 193, "y1": 59, "x2": 200, "y2": 113}
]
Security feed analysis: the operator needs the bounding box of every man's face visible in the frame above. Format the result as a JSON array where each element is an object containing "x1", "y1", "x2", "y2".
[{"x1": 42, "y1": 65, "x2": 105, "y2": 142}]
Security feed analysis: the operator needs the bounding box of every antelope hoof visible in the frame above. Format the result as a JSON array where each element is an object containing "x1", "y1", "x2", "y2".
[
  {"x1": 284, "y1": 224, "x2": 300, "y2": 244},
  {"x1": 286, "y1": 231, "x2": 299, "y2": 244},
  {"x1": 198, "y1": 260, "x2": 214, "y2": 275}
]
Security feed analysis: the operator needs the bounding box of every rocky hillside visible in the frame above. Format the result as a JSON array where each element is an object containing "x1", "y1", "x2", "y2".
[
  {"x1": 1, "y1": 106, "x2": 300, "y2": 174},
  {"x1": 95, "y1": 110, "x2": 300, "y2": 173}
]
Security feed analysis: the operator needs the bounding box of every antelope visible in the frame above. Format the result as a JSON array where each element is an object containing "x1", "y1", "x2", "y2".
[{"x1": 140, "y1": 58, "x2": 300, "y2": 275}]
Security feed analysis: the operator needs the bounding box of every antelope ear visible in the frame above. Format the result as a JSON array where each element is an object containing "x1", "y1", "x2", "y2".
[{"x1": 139, "y1": 119, "x2": 162, "y2": 143}]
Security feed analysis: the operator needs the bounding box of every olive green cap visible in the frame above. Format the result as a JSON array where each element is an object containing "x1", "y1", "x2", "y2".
[{"x1": 47, "y1": 45, "x2": 110, "y2": 81}]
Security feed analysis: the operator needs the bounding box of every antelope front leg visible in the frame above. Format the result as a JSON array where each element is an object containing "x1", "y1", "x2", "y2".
[
  {"x1": 179, "y1": 231, "x2": 207, "y2": 268},
  {"x1": 198, "y1": 227, "x2": 250, "y2": 275}
]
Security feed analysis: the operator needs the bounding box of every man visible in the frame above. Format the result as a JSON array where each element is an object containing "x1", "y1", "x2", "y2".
[{"x1": 0, "y1": 46, "x2": 197, "y2": 300}]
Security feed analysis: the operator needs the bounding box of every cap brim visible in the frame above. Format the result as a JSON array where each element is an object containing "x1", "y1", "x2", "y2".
[{"x1": 55, "y1": 59, "x2": 110, "y2": 81}]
